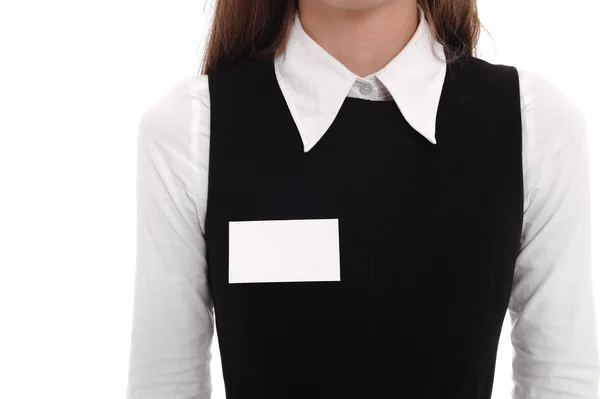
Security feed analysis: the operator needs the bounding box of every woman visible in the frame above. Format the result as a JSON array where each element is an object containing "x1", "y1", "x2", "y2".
[{"x1": 127, "y1": 0, "x2": 600, "y2": 398}]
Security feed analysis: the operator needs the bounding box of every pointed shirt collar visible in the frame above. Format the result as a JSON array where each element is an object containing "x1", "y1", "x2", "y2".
[{"x1": 274, "y1": 3, "x2": 447, "y2": 152}]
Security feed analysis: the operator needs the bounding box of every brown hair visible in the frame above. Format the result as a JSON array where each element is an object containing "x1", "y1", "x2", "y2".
[{"x1": 199, "y1": 0, "x2": 483, "y2": 75}]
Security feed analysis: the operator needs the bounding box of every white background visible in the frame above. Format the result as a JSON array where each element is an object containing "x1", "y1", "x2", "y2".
[{"x1": 0, "y1": 1, "x2": 598, "y2": 398}]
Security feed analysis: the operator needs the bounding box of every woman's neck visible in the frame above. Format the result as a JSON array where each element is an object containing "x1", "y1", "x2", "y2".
[{"x1": 297, "y1": 0, "x2": 419, "y2": 78}]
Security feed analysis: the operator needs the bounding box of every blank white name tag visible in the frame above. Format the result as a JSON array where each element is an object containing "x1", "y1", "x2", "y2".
[{"x1": 228, "y1": 218, "x2": 341, "y2": 284}]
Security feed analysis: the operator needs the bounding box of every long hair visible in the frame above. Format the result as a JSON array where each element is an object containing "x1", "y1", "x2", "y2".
[{"x1": 200, "y1": 0, "x2": 482, "y2": 75}]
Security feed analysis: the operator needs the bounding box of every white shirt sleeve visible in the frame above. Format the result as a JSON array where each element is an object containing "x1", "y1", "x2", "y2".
[
  {"x1": 511, "y1": 68, "x2": 600, "y2": 398},
  {"x1": 126, "y1": 75, "x2": 214, "y2": 399}
]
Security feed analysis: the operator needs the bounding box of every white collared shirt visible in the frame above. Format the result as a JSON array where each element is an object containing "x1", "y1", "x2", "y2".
[{"x1": 127, "y1": 4, "x2": 600, "y2": 399}]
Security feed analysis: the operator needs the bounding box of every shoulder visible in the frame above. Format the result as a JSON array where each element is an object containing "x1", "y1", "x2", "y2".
[
  {"x1": 448, "y1": 56, "x2": 520, "y2": 86},
  {"x1": 444, "y1": 57, "x2": 521, "y2": 108},
  {"x1": 137, "y1": 74, "x2": 210, "y2": 145},
  {"x1": 458, "y1": 58, "x2": 587, "y2": 146},
  {"x1": 136, "y1": 74, "x2": 211, "y2": 193},
  {"x1": 515, "y1": 67, "x2": 589, "y2": 216},
  {"x1": 516, "y1": 67, "x2": 587, "y2": 166},
  {"x1": 516, "y1": 68, "x2": 586, "y2": 138}
]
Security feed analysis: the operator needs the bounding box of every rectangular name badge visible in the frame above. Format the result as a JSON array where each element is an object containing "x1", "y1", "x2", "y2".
[{"x1": 228, "y1": 218, "x2": 341, "y2": 284}]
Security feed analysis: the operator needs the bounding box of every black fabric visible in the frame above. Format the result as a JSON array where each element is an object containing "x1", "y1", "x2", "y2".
[{"x1": 205, "y1": 56, "x2": 523, "y2": 399}]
